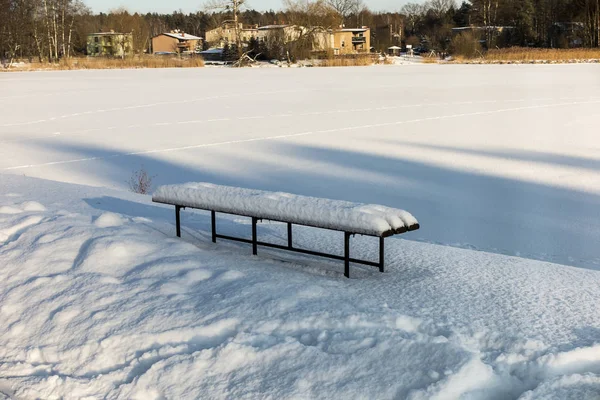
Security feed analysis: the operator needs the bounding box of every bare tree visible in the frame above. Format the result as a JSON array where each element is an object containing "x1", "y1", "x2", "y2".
[
  {"x1": 283, "y1": 0, "x2": 339, "y2": 57},
  {"x1": 204, "y1": 0, "x2": 245, "y2": 56},
  {"x1": 37, "y1": 0, "x2": 88, "y2": 61},
  {"x1": 284, "y1": 0, "x2": 339, "y2": 28},
  {"x1": 429, "y1": 0, "x2": 456, "y2": 19},
  {"x1": 105, "y1": 8, "x2": 150, "y2": 55},
  {"x1": 401, "y1": 2, "x2": 427, "y2": 34},
  {"x1": 470, "y1": 0, "x2": 503, "y2": 45},
  {"x1": 326, "y1": 0, "x2": 362, "y2": 25}
]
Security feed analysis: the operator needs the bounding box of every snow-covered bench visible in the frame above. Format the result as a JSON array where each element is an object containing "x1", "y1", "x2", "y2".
[{"x1": 152, "y1": 182, "x2": 420, "y2": 278}]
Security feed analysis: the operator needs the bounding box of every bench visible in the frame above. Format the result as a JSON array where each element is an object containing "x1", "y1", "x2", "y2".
[{"x1": 152, "y1": 182, "x2": 420, "y2": 278}]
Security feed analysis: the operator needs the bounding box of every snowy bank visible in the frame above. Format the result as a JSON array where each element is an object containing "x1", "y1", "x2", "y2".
[{"x1": 1, "y1": 174, "x2": 600, "y2": 399}]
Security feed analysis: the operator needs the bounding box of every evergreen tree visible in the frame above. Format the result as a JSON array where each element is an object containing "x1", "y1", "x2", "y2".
[
  {"x1": 222, "y1": 43, "x2": 233, "y2": 61},
  {"x1": 453, "y1": 2, "x2": 473, "y2": 27},
  {"x1": 512, "y1": 0, "x2": 535, "y2": 46},
  {"x1": 247, "y1": 36, "x2": 259, "y2": 58}
]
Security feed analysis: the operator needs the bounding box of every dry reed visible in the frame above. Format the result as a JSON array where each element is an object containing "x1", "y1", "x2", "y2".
[
  {"x1": 452, "y1": 47, "x2": 600, "y2": 64},
  {"x1": 2, "y1": 55, "x2": 205, "y2": 71},
  {"x1": 318, "y1": 54, "x2": 375, "y2": 67},
  {"x1": 421, "y1": 57, "x2": 439, "y2": 64}
]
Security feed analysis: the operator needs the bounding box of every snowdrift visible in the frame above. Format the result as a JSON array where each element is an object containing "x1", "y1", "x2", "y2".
[{"x1": 0, "y1": 174, "x2": 599, "y2": 399}]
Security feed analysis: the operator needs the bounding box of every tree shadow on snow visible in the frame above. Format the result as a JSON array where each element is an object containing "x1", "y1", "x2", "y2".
[{"x1": 28, "y1": 138, "x2": 600, "y2": 272}]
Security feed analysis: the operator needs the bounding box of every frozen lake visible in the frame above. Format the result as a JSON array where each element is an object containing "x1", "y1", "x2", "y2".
[{"x1": 1, "y1": 65, "x2": 600, "y2": 269}]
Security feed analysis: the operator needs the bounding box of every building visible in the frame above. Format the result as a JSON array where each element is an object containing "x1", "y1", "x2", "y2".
[
  {"x1": 205, "y1": 21, "x2": 259, "y2": 47},
  {"x1": 152, "y1": 31, "x2": 203, "y2": 54},
  {"x1": 333, "y1": 27, "x2": 370, "y2": 54},
  {"x1": 388, "y1": 46, "x2": 401, "y2": 56},
  {"x1": 87, "y1": 32, "x2": 133, "y2": 57},
  {"x1": 313, "y1": 27, "x2": 371, "y2": 55},
  {"x1": 199, "y1": 48, "x2": 224, "y2": 63},
  {"x1": 204, "y1": 22, "x2": 372, "y2": 56},
  {"x1": 205, "y1": 23, "x2": 306, "y2": 49},
  {"x1": 256, "y1": 25, "x2": 304, "y2": 43}
]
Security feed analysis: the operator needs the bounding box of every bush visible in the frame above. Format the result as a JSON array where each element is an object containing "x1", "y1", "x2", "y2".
[
  {"x1": 450, "y1": 32, "x2": 483, "y2": 58},
  {"x1": 128, "y1": 166, "x2": 155, "y2": 194}
]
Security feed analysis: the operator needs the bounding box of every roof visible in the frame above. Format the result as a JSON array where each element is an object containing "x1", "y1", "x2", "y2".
[
  {"x1": 339, "y1": 28, "x2": 368, "y2": 33},
  {"x1": 452, "y1": 26, "x2": 515, "y2": 31},
  {"x1": 200, "y1": 48, "x2": 223, "y2": 54},
  {"x1": 258, "y1": 25, "x2": 290, "y2": 30},
  {"x1": 88, "y1": 32, "x2": 130, "y2": 36},
  {"x1": 153, "y1": 182, "x2": 419, "y2": 237},
  {"x1": 158, "y1": 32, "x2": 202, "y2": 41}
]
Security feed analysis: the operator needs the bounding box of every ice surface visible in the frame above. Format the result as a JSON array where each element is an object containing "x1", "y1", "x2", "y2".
[
  {"x1": 0, "y1": 174, "x2": 599, "y2": 399},
  {"x1": 153, "y1": 182, "x2": 418, "y2": 236}
]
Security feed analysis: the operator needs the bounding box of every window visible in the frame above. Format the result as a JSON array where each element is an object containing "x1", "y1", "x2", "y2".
[{"x1": 94, "y1": 37, "x2": 99, "y2": 43}]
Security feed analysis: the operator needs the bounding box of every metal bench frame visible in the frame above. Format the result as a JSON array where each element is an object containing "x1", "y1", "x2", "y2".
[{"x1": 167, "y1": 204, "x2": 388, "y2": 278}]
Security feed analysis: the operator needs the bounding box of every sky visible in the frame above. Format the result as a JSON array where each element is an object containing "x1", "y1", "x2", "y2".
[{"x1": 84, "y1": 0, "x2": 422, "y2": 14}]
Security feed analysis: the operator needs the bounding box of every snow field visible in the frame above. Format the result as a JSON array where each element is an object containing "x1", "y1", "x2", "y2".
[
  {"x1": 0, "y1": 175, "x2": 599, "y2": 399},
  {"x1": 2, "y1": 65, "x2": 600, "y2": 269}
]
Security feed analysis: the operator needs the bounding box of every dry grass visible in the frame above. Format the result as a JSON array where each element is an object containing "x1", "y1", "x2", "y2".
[
  {"x1": 2, "y1": 55, "x2": 205, "y2": 71},
  {"x1": 449, "y1": 55, "x2": 471, "y2": 63},
  {"x1": 318, "y1": 54, "x2": 375, "y2": 67},
  {"x1": 421, "y1": 57, "x2": 439, "y2": 64},
  {"x1": 485, "y1": 47, "x2": 600, "y2": 61},
  {"x1": 452, "y1": 47, "x2": 600, "y2": 63}
]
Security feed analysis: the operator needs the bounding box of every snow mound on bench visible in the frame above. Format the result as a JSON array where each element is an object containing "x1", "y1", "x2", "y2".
[{"x1": 153, "y1": 182, "x2": 419, "y2": 236}]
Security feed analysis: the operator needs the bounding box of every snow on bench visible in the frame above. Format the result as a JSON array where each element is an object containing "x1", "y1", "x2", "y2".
[
  {"x1": 153, "y1": 182, "x2": 419, "y2": 237},
  {"x1": 152, "y1": 182, "x2": 420, "y2": 278}
]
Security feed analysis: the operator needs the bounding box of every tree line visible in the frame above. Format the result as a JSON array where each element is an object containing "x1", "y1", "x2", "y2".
[
  {"x1": 1, "y1": 0, "x2": 598, "y2": 63},
  {"x1": 402, "y1": 0, "x2": 599, "y2": 50}
]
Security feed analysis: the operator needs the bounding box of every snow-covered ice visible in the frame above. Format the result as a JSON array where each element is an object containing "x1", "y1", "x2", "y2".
[
  {"x1": 153, "y1": 182, "x2": 419, "y2": 235},
  {"x1": 0, "y1": 174, "x2": 599, "y2": 399},
  {"x1": 1, "y1": 65, "x2": 600, "y2": 269}
]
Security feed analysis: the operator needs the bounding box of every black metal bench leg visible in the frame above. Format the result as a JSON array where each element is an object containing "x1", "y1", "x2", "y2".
[
  {"x1": 175, "y1": 205, "x2": 181, "y2": 238},
  {"x1": 287, "y1": 223, "x2": 293, "y2": 249},
  {"x1": 252, "y1": 217, "x2": 258, "y2": 255},
  {"x1": 379, "y1": 237, "x2": 385, "y2": 273},
  {"x1": 211, "y1": 210, "x2": 216, "y2": 243},
  {"x1": 344, "y1": 232, "x2": 350, "y2": 278}
]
